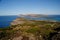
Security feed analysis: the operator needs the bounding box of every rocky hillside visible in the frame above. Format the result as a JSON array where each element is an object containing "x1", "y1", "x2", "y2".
[{"x1": 0, "y1": 17, "x2": 60, "y2": 40}]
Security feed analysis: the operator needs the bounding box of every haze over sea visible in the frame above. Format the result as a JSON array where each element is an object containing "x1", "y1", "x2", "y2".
[{"x1": 0, "y1": 15, "x2": 60, "y2": 28}]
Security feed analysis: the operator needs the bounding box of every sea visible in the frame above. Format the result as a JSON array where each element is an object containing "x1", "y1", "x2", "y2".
[
  {"x1": 0, "y1": 15, "x2": 60, "y2": 28},
  {"x1": 0, "y1": 16, "x2": 18, "y2": 28}
]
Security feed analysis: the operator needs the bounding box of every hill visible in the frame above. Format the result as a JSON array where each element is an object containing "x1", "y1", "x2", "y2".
[{"x1": 0, "y1": 17, "x2": 60, "y2": 40}]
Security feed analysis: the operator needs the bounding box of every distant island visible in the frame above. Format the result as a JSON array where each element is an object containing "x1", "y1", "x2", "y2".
[
  {"x1": 18, "y1": 14, "x2": 60, "y2": 22},
  {"x1": 19, "y1": 14, "x2": 48, "y2": 17}
]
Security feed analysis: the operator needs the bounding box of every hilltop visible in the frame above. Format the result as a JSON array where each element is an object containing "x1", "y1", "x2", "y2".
[{"x1": 0, "y1": 17, "x2": 60, "y2": 40}]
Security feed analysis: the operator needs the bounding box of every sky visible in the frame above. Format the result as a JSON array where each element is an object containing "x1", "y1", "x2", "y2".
[{"x1": 0, "y1": 0, "x2": 60, "y2": 15}]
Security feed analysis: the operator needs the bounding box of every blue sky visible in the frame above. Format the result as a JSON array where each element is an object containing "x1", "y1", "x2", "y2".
[{"x1": 0, "y1": 0, "x2": 60, "y2": 15}]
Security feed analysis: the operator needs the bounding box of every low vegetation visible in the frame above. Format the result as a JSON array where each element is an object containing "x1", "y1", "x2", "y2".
[{"x1": 0, "y1": 18, "x2": 60, "y2": 40}]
